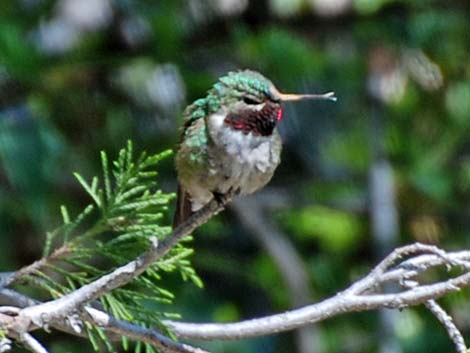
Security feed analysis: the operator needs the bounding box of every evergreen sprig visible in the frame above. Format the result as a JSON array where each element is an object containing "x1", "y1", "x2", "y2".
[{"x1": 26, "y1": 141, "x2": 202, "y2": 353}]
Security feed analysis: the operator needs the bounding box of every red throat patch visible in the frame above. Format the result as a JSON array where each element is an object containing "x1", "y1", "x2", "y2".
[
  {"x1": 224, "y1": 101, "x2": 281, "y2": 136},
  {"x1": 276, "y1": 107, "x2": 283, "y2": 121}
]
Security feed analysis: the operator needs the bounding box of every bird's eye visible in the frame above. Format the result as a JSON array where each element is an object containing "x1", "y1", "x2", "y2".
[{"x1": 243, "y1": 97, "x2": 261, "y2": 105}]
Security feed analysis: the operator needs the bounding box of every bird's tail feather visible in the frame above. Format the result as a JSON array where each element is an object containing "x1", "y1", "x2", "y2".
[{"x1": 173, "y1": 184, "x2": 193, "y2": 229}]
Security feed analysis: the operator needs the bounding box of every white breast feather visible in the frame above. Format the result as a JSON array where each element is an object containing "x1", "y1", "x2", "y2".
[{"x1": 210, "y1": 113, "x2": 276, "y2": 170}]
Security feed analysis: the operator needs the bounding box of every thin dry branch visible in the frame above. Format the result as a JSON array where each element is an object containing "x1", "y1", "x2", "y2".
[
  {"x1": 1, "y1": 246, "x2": 71, "y2": 287},
  {"x1": 165, "y1": 277, "x2": 470, "y2": 340},
  {"x1": 85, "y1": 308, "x2": 211, "y2": 353},
  {"x1": 1, "y1": 194, "x2": 232, "y2": 353},
  {"x1": 18, "y1": 333, "x2": 49, "y2": 353},
  {"x1": 399, "y1": 269, "x2": 469, "y2": 353},
  {"x1": 0, "y1": 337, "x2": 12, "y2": 353},
  {"x1": 1, "y1": 221, "x2": 470, "y2": 353},
  {"x1": 164, "y1": 244, "x2": 470, "y2": 341},
  {"x1": 0, "y1": 288, "x2": 209, "y2": 353},
  {"x1": 424, "y1": 300, "x2": 467, "y2": 353},
  {"x1": 17, "y1": 193, "x2": 232, "y2": 330},
  {"x1": 1, "y1": 245, "x2": 469, "y2": 347}
]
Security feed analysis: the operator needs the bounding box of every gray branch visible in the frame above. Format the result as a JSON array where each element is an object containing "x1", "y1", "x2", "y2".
[
  {"x1": 400, "y1": 271, "x2": 468, "y2": 353},
  {"x1": 18, "y1": 333, "x2": 49, "y2": 353},
  {"x1": 5, "y1": 244, "x2": 461, "y2": 346},
  {"x1": 1, "y1": 194, "x2": 233, "y2": 353},
  {"x1": 1, "y1": 228, "x2": 470, "y2": 353},
  {"x1": 17, "y1": 193, "x2": 232, "y2": 329},
  {"x1": 0, "y1": 289, "x2": 209, "y2": 353},
  {"x1": 85, "y1": 308, "x2": 211, "y2": 353},
  {"x1": 165, "y1": 244, "x2": 470, "y2": 341},
  {"x1": 424, "y1": 300, "x2": 468, "y2": 353}
]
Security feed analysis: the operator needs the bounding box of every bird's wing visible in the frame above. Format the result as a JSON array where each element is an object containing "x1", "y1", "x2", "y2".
[
  {"x1": 180, "y1": 98, "x2": 208, "y2": 136},
  {"x1": 172, "y1": 184, "x2": 194, "y2": 228},
  {"x1": 173, "y1": 98, "x2": 209, "y2": 228}
]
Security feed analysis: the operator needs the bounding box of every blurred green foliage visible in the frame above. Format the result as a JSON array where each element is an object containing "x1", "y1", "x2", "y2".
[{"x1": 1, "y1": 0, "x2": 470, "y2": 352}]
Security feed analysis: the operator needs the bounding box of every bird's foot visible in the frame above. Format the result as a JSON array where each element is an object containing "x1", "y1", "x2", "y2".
[
  {"x1": 212, "y1": 188, "x2": 239, "y2": 206},
  {"x1": 212, "y1": 191, "x2": 228, "y2": 206}
]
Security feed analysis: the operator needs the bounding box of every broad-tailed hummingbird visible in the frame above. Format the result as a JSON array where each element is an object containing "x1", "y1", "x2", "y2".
[{"x1": 174, "y1": 70, "x2": 336, "y2": 227}]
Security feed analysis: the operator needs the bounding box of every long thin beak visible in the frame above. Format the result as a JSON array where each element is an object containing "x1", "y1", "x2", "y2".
[{"x1": 277, "y1": 91, "x2": 337, "y2": 102}]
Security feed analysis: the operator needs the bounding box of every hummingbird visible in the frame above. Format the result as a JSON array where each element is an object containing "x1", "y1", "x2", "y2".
[{"x1": 174, "y1": 70, "x2": 336, "y2": 227}]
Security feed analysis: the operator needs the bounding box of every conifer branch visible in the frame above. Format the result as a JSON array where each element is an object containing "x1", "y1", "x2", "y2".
[
  {"x1": 0, "y1": 143, "x2": 216, "y2": 352},
  {"x1": 0, "y1": 193, "x2": 232, "y2": 353},
  {"x1": 2, "y1": 245, "x2": 470, "y2": 352},
  {"x1": 2, "y1": 245, "x2": 71, "y2": 287},
  {"x1": 2, "y1": 143, "x2": 470, "y2": 353},
  {"x1": 17, "y1": 192, "x2": 233, "y2": 330},
  {"x1": 0, "y1": 244, "x2": 470, "y2": 346},
  {"x1": 0, "y1": 289, "x2": 209, "y2": 353}
]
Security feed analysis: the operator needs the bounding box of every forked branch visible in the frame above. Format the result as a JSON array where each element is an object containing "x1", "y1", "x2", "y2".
[{"x1": 2, "y1": 218, "x2": 470, "y2": 353}]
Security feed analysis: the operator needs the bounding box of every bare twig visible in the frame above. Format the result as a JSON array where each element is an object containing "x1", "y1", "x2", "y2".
[
  {"x1": 0, "y1": 337, "x2": 12, "y2": 353},
  {"x1": 0, "y1": 288, "x2": 207, "y2": 353},
  {"x1": 5, "y1": 194, "x2": 233, "y2": 350},
  {"x1": 372, "y1": 243, "x2": 448, "y2": 277},
  {"x1": 18, "y1": 333, "x2": 49, "y2": 353},
  {"x1": 398, "y1": 269, "x2": 469, "y2": 353},
  {"x1": 346, "y1": 243, "x2": 470, "y2": 296},
  {"x1": 2, "y1": 247, "x2": 470, "y2": 345},
  {"x1": 0, "y1": 307, "x2": 20, "y2": 316},
  {"x1": 0, "y1": 273, "x2": 14, "y2": 288},
  {"x1": 2, "y1": 246, "x2": 71, "y2": 288},
  {"x1": 165, "y1": 272, "x2": 470, "y2": 340},
  {"x1": 85, "y1": 308, "x2": 211, "y2": 353},
  {"x1": 0, "y1": 289, "x2": 39, "y2": 308},
  {"x1": 425, "y1": 300, "x2": 468, "y2": 353},
  {"x1": 2, "y1": 227, "x2": 470, "y2": 353},
  {"x1": 165, "y1": 245, "x2": 470, "y2": 340}
]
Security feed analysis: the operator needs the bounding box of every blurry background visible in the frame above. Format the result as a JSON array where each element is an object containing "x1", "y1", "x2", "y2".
[{"x1": 1, "y1": 0, "x2": 470, "y2": 352}]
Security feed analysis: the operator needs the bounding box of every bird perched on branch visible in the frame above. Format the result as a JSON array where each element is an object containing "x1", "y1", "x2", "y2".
[{"x1": 174, "y1": 70, "x2": 336, "y2": 227}]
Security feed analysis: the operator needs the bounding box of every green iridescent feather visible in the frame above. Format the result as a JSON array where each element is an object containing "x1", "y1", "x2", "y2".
[
  {"x1": 181, "y1": 70, "x2": 274, "y2": 131},
  {"x1": 177, "y1": 70, "x2": 276, "y2": 176},
  {"x1": 218, "y1": 70, "x2": 272, "y2": 98}
]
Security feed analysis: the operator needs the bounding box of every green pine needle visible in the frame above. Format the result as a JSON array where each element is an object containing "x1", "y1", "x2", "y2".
[{"x1": 30, "y1": 141, "x2": 202, "y2": 352}]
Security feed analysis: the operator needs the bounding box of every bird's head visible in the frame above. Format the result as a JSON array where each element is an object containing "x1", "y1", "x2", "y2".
[{"x1": 207, "y1": 70, "x2": 336, "y2": 136}]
